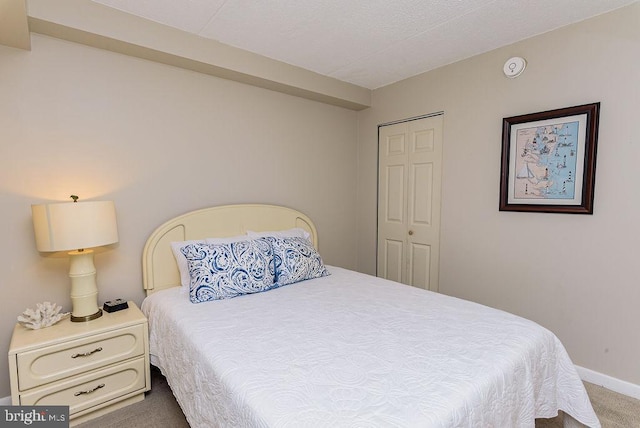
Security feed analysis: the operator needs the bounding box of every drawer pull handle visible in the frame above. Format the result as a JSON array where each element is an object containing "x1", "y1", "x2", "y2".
[
  {"x1": 71, "y1": 347, "x2": 103, "y2": 358},
  {"x1": 74, "y1": 383, "x2": 105, "y2": 396}
]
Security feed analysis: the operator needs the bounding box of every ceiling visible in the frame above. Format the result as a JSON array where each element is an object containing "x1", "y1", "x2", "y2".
[{"x1": 92, "y1": 0, "x2": 636, "y2": 90}]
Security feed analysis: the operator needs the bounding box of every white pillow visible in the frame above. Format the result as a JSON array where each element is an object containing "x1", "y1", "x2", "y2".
[
  {"x1": 247, "y1": 227, "x2": 311, "y2": 242},
  {"x1": 171, "y1": 240, "x2": 205, "y2": 288},
  {"x1": 171, "y1": 234, "x2": 247, "y2": 287}
]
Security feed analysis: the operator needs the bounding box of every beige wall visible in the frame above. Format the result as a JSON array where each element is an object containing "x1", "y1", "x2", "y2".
[
  {"x1": 357, "y1": 3, "x2": 640, "y2": 386},
  {"x1": 0, "y1": 34, "x2": 358, "y2": 397}
]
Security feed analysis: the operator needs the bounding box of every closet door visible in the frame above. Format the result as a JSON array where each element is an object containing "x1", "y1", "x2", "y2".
[{"x1": 377, "y1": 115, "x2": 443, "y2": 291}]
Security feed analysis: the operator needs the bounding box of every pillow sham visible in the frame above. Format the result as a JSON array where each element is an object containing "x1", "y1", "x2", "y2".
[
  {"x1": 247, "y1": 227, "x2": 311, "y2": 242},
  {"x1": 266, "y1": 236, "x2": 329, "y2": 286},
  {"x1": 171, "y1": 234, "x2": 247, "y2": 287},
  {"x1": 181, "y1": 238, "x2": 276, "y2": 303}
]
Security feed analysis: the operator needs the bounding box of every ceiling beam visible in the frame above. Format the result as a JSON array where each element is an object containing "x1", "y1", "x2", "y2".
[
  {"x1": 0, "y1": 0, "x2": 30, "y2": 50},
  {"x1": 26, "y1": 0, "x2": 371, "y2": 111}
]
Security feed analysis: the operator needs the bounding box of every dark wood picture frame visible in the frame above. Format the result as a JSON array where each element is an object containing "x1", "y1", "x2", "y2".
[{"x1": 499, "y1": 102, "x2": 600, "y2": 214}]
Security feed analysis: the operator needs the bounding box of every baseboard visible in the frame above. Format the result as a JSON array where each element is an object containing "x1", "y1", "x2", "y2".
[
  {"x1": 0, "y1": 396, "x2": 11, "y2": 405},
  {"x1": 576, "y1": 365, "x2": 640, "y2": 400}
]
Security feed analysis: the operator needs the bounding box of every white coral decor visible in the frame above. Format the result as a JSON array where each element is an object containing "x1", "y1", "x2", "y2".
[{"x1": 18, "y1": 302, "x2": 70, "y2": 329}]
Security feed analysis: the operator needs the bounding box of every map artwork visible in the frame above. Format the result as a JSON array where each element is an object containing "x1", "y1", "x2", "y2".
[{"x1": 513, "y1": 121, "x2": 578, "y2": 199}]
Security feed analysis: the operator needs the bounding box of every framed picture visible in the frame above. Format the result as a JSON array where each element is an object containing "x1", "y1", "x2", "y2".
[{"x1": 499, "y1": 102, "x2": 600, "y2": 214}]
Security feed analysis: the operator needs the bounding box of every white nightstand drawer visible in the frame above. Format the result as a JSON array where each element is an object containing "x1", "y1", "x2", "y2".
[
  {"x1": 19, "y1": 356, "x2": 147, "y2": 416},
  {"x1": 17, "y1": 324, "x2": 145, "y2": 390}
]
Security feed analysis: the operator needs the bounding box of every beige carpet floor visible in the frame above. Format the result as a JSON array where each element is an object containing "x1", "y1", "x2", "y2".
[
  {"x1": 535, "y1": 380, "x2": 640, "y2": 428},
  {"x1": 78, "y1": 366, "x2": 640, "y2": 427}
]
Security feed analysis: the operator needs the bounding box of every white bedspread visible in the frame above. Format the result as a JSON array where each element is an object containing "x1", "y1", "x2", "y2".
[{"x1": 141, "y1": 266, "x2": 600, "y2": 428}]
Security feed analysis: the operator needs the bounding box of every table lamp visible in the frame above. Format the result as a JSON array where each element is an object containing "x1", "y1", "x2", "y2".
[{"x1": 31, "y1": 196, "x2": 119, "y2": 322}]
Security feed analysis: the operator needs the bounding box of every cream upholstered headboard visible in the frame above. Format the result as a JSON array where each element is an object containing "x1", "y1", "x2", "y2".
[{"x1": 142, "y1": 204, "x2": 318, "y2": 295}]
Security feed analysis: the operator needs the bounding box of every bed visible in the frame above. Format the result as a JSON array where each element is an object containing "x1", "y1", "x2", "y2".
[{"x1": 140, "y1": 204, "x2": 600, "y2": 428}]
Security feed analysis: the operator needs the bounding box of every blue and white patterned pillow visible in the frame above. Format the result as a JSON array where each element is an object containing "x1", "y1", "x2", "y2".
[
  {"x1": 181, "y1": 238, "x2": 275, "y2": 303},
  {"x1": 267, "y1": 236, "x2": 329, "y2": 286}
]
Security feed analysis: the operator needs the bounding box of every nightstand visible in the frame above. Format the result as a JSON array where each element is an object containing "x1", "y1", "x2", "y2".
[{"x1": 8, "y1": 301, "x2": 150, "y2": 426}]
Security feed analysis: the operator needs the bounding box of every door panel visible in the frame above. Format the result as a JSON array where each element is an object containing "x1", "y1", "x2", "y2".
[
  {"x1": 413, "y1": 128, "x2": 435, "y2": 152},
  {"x1": 408, "y1": 242, "x2": 431, "y2": 288},
  {"x1": 383, "y1": 239, "x2": 404, "y2": 283},
  {"x1": 409, "y1": 162, "x2": 433, "y2": 226},
  {"x1": 386, "y1": 132, "x2": 406, "y2": 156},
  {"x1": 385, "y1": 165, "x2": 405, "y2": 224}
]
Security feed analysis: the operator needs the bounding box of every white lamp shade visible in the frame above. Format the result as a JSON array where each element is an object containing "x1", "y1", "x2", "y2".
[{"x1": 32, "y1": 201, "x2": 119, "y2": 252}]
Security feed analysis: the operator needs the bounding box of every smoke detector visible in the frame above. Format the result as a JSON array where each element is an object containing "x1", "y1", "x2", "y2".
[{"x1": 503, "y1": 57, "x2": 527, "y2": 78}]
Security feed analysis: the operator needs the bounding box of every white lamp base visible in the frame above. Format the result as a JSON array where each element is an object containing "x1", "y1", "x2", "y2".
[{"x1": 68, "y1": 249, "x2": 103, "y2": 322}]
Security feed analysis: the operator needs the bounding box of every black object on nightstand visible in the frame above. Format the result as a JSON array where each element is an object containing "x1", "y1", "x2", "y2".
[{"x1": 103, "y1": 299, "x2": 129, "y2": 313}]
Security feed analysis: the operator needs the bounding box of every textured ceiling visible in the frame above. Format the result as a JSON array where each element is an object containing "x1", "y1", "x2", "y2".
[{"x1": 92, "y1": 0, "x2": 637, "y2": 89}]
